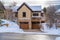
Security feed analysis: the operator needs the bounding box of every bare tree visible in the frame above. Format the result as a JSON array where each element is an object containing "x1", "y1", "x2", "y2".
[
  {"x1": 9, "y1": 1, "x2": 17, "y2": 8},
  {"x1": 43, "y1": 6, "x2": 57, "y2": 28}
]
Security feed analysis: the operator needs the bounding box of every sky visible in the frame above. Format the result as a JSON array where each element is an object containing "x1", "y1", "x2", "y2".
[{"x1": 0, "y1": 0, "x2": 60, "y2": 8}]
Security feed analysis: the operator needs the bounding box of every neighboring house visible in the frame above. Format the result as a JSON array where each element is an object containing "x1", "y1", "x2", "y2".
[
  {"x1": 17, "y1": 3, "x2": 46, "y2": 29},
  {"x1": 0, "y1": 2, "x2": 5, "y2": 19},
  {"x1": 0, "y1": 2, "x2": 16, "y2": 21},
  {"x1": 55, "y1": 9, "x2": 60, "y2": 28},
  {"x1": 4, "y1": 9, "x2": 16, "y2": 21}
]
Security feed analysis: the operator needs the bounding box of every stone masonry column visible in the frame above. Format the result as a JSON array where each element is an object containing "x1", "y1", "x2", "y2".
[{"x1": 29, "y1": 21, "x2": 32, "y2": 30}]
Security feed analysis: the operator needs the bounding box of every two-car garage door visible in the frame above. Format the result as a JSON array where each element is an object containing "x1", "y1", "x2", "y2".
[
  {"x1": 20, "y1": 22, "x2": 29, "y2": 29},
  {"x1": 20, "y1": 22, "x2": 44, "y2": 29}
]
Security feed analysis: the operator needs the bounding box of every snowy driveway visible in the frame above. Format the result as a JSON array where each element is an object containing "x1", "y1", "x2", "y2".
[{"x1": 0, "y1": 33, "x2": 60, "y2": 40}]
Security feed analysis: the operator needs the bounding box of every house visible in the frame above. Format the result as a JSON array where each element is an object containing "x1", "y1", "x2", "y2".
[
  {"x1": 17, "y1": 3, "x2": 46, "y2": 29},
  {"x1": 4, "y1": 9, "x2": 16, "y2": 21},
  {"x1": 55, "y1": 9, "x2": 60, "y2": 28},
  {"x1": 0, "y1": 2, "x2": 46, "y2": 29},
  {"x1": 0, "y1": 2, "x2": 5, "y2": 19},
  {"x1": 0, "y1": 1, "x2": 16, "y2": 21}
]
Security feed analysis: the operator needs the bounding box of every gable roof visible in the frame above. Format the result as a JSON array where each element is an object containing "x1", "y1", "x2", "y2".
[
  {"x1": 17, "y1": 3, "x2": 41, "y2": 12},
  {"x1": 0, "y1": 1, "x2": 5, "y2": 10},
  {"x1": 17, "y1": 3, "x2": 32, "y2": 11}
]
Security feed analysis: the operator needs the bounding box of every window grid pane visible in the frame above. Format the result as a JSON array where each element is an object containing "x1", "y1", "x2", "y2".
[{"x1": 23, "y1": 12, "x2": 26, "y2": 17}]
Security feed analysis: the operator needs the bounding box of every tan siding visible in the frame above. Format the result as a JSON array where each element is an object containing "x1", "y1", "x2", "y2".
[
  {"x1": 18, "y1": 5, "x2": 31, "y2": 19},
  {"x1": 18, "y1": 5, "x2": 32, "y2": 29}
]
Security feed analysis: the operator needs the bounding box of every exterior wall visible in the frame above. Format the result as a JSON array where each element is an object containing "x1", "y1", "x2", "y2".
[
  {"x1": 18, "y1": 5, "x2": 31, "y2": 19},
  {"x1": 0, "y1": 11, "x2": 5, "y2": 19},
  {"x1": 18, "y1": 5, "x2": 32, "y2": 29},
  {"x1": 0, "y1": 12, "x2": 4, "y2": 19},
  {"x1": 41, "y1": 14, "x2": 46, "y2": 21},
  {"x1": 32, "y1": 12, "x2": 46, "y2": 22}
]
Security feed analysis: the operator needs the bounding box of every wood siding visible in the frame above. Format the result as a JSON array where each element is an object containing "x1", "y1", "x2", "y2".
[{"x1": 20, "y1": 22, "x2": 29, "y2": 29}]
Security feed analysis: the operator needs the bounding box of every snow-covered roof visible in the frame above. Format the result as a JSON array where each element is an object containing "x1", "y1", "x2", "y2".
[
  {"x1": 55, "y1": 9, "x2": 60, "y2": 13},
  {"x1": 29, "y1": 6, "x2": 41, "y2": 11},
  {"x1": 12, "y1": 3, "x2": 41, "y2": 12},
  {"x1": 12, "y1": 6, "x2": 41, "y2": 12},
  {"x1": 12, "y1": 6, "x2": 19, "y2": 12}
]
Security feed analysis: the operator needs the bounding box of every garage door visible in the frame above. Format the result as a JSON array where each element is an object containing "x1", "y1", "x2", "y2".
[
  {"x1": 32, "y1": 22, "x2": 40, "y2": 29},
  {"x1": 20, "y1": 22, "x2": 29, "y2": 29}
]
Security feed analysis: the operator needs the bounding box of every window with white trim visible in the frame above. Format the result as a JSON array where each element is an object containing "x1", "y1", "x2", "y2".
[{"x1": 33, "y1": 12, "x2": 39, "y2": 16}]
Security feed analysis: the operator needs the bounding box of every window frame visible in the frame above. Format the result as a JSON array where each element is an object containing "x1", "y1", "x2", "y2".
[
  {"x1": 41, "y1": 13, "x2": 44, "y2": 17},
  {"x1": 22, "y1": 12, "x2": 26, "y2": 17},
  {"x1": 32, "y1": 12, "x2": 39, "y2": 16}
]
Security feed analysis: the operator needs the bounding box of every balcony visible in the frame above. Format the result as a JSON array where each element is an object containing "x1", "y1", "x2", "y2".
[
  {"x1": 32, "y1": 16, "x2": 46, "y2": 22},
  {"x1": 32, "y1": 17, "x2": 41, "y2": 22}
]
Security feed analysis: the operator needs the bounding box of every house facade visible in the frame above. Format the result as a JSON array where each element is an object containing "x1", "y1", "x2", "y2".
[
  {"x1": 0, "y1": 2, "x2": 46, "y2": 29},
  {"x1": 17, "y1": 3, "x2": 46, "y2": 29}
]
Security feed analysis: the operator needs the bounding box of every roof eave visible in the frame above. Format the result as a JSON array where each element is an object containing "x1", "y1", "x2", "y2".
[{"x1": 17, "y1": 3, "x2": 32, "y2": 11}]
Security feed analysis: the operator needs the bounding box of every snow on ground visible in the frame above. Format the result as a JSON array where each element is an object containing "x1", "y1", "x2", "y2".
[
  {"x1": 0, "y1": 19, "x2": 23, "y2": 33},
  {"x1": 56, "y1": 37, "x2": 60, "y2": 40},
  {"x1": 0, "y1": 20, "x2": 60, "y2": 40},
  {"x1": 41, "y1": 23, "x2": 60, "y2": 34}
]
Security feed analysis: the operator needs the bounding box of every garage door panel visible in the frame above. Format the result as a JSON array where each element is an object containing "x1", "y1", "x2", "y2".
[
  {"x1": 20, "y1": 22, "x2": 29, "y2": 29},
  {"x1": 32, "y1": 22, "x2": 40, "y2": 29},
  {"x1": 32, "y1": 24, "x2": 40, "y2": 29}
]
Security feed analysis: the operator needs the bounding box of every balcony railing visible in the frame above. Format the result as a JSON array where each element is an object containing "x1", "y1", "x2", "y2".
[
  {"x1": 32, "y1": 16, "x2": 41, "y2": 18},
  {"x1": 32, "y1": 16, "x2": 46, "y2": 22}
]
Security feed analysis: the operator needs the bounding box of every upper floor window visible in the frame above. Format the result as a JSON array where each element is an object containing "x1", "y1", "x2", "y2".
[
  {"x1": 33, "y1": 12, "x2": 39, "y2": 16},
  {"x1": 0, "y1": 9, "x2": 4, "y2": 13},
  {"x1": 15, "y1": 12, "x2": 18, "y2": 17},
  {"x1": 41, "y1": 13, "x2": 44, "y2": 17},
  {"x1": 23, "y1": 12, "x2": 26, "y2": 17}
]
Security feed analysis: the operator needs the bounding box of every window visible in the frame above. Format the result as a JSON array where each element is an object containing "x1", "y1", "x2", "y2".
[
  {"x1": 41, "y1": 13, "x2": 44, "y2": 17},
  {"x1": 23, "y1": 12, "x2": 26, "y2": 17},
  {"x1": 33, "y1": 13, "x2": 38, "y2": 16},
  {"x1": 15, "y1": 12, "x2": 18, "y2": 17}
]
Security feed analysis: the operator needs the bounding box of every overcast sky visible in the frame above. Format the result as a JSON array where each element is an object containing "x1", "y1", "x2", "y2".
[{"x1": 0, "y1": 0, "x2": 60, "y2": 8}]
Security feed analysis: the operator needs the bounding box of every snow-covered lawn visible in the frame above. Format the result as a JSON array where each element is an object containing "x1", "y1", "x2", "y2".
[
  {"x1": 0, "y1": 19, "x2": 23, "y2": 33},
  {"x1": 41, "y1": 23, "x2": 60, "y2": 34}
]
